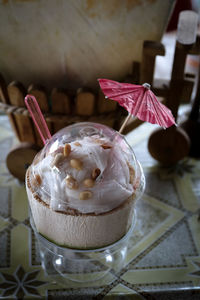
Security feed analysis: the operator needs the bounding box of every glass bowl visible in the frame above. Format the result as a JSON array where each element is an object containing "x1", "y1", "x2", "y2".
[
  {"x1": 30, "y1": 209, "x2": 137, "y2": 283},
  {"x1": 26, "y1": 122, "x2": 145, "y2": 283}
]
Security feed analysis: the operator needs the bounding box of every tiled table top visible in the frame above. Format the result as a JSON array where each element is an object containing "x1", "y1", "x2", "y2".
[{"x1": 0, "y1": 115, "x2": 200, "y2": 299}]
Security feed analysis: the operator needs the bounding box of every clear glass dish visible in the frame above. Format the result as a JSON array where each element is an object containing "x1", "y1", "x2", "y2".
[
  {"x1": 30, "y1": 210, "x2": 137, "y2": 283},
  {"x1": 27, "y1": 122, "x2": 145, "y2": 283}
]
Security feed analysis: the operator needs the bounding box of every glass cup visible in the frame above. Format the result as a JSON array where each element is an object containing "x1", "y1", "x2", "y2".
[
  {"x1": 30, "y1": 210, "x2": 137, "y2": 283},
  {"x1": 26, "y1": 122, "x2": 145, "y2": 282}
]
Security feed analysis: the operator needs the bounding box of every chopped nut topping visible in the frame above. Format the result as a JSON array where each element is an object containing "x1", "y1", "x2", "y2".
[
  {"x1": 36, "y1": 174, "x2": 42, "y2": 185},
  {"x1": 66, "y1": 175, "x2": 78, "y2": 189},
  {"x1": 91, "y1": 168, "x2": 101, "y2": 180},
  {"x1": 70, "y1": 158, "x2": 83, "y2": 170},
  {"x1": 64, "y1": 143, "x2": 71, "y2": 157},
  {"x1": 134, "y1": 179, "x2": 140, "y2": 190},
  {"x1": 101, "y1": 143, "x2": 112, "y2": 149},
  {"x1": 83, "y1": 178, "x2": 95, "y2": 188},
  {"x1": 127, "y1": 162, "x2": 135, "y2": 184},
  {"x1": 74, "y1": 142, "x2": 82, "y2": 147},
  {"x1": 33, "y1": 174, "x2": 42, "y2": 187},
  {"x1": 79, "y1": 191, "x2": 92, "y2": 200},
  {"x1": 94, "y1": 139, "x2": 102, "y2": 144},
  {"x1": 51, "y1": 153, "x2": 64, "y2": 167}
]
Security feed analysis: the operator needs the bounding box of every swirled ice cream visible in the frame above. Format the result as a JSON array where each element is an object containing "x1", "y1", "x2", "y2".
[{"x1": 26, "y1": 122, "x2": 144, "y2": 249}]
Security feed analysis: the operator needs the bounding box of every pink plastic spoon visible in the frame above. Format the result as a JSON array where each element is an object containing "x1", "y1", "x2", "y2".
[{"x1": 25, "y1": 94, "x2": 51, "y2": 145}]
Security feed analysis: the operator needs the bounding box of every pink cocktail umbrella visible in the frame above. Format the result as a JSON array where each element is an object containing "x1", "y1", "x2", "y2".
[{"x1": 98, "y1": 79, "x2": 176, "y2": 133}]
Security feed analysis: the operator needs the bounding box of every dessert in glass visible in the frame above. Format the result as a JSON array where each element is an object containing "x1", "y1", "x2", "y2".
[
  {"x1": 26, "y1": 122, "x2": 145, "y2": 282},
  {"x1": 25, "y1": 75, "x2": 175, "y2": 282}
]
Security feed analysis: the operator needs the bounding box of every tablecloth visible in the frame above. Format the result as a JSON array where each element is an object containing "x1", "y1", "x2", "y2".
[{"x1": 0, "y1": 114, "x2": 200, "y2": 299}]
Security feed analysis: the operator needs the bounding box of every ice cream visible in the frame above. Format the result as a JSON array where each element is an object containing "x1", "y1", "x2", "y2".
[{"x1": 26, "y1": 122, "x2": 144, "y2": 249}]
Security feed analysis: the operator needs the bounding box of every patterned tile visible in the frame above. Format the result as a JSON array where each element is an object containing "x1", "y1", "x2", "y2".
[
  {"x1": 191, "y1": 178, "x2": 200, "y2": 205},
  {"x1": 133, "y1": 220, "x2": 198, "y2": 269},
  {"x1": 0, "y1": 114, "x2": 200, "y2": 298},
  {"x1": 0, "y1": 265, "x2": 47, "y2": 298},
  {"x1": 0, "y1": 231, "x2": 10, "y2": 268},
  {"x1": 144, "y1": 172, "x2": 181, "y2": 209},
  {"x1": 0, "y1": 217, "x2": 9, "y2": 232},
  {"x1": 48, "y1": 287, "x2": 104, "y2": 300},
  {"x1": 125, "y1": 194, "x2": 184, "y2": 265},
  {"x1": 107, "y1": 283, "x2": 144, "y2": 299},
  {"x1": 11, "y1": 185, "x2": 29, "y2": 222},
  {"x1": 0, "y1": 187, "x2": 11, "y2": 218},
  {"x1": 0, "y1": 138, "x2": 13, "y2": 162}
]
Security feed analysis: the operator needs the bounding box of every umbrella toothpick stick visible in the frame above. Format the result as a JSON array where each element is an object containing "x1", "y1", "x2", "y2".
[{"x1": 119, "y1": 114, "x2": 132, "y2": 134}]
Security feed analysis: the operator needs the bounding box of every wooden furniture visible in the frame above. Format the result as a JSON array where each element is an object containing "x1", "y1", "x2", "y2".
[
  {"x1": 0, "y1": 78, "x2": 127, "y2": 181},
  {"x1": 0, "y1": 10, "x2": 199, "y2": 179},
  {"x1": 0, "y1": 1, "x2": 175, "y2": 90},
  {"x1": 6, "y1": 143, "x2": 39, "y2": 182},
  {"x1": 181, "y1": 57, "x2": 200, "y2": 158},
  {"x1": 148, "y1": 10, "x2": 199, "y2": 166}
]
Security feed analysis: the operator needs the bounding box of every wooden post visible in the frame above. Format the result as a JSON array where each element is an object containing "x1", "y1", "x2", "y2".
[
  {"x1": 7, "y1": 106, "x2": 21, "y2": 140},
  {"x1": 28, "y1": 84, "x2": 49, "y2": 113},
  {"x1": 0, "y1": 73, "x2": 10, "y2": 104},
  {"x1": 140, "y1": 41, "x2": 165, "y2": 85},
  {"x1": 13, "y1": 108, "x2": 36, "y2": 144},
  {"x1": 51, "y1": 87, "x2": 71, "y2": 114},
  {"x1": 148, "y1": 10, "x2": 199, "y2": 166},
  {"x1": 97, "y1": 89, "x2": 117, "y2": 114},
  {"x1": 168, "y1": 11, "x2": 198, "y2": 119},
  {"x1": 49, "y1": 115, "x2": 69, "y2": 133},
  {"x1": 132, "y1": 61, "x2": 140, "y2": 84},
  {"x1": 7, "y1": 81, "x2": 26, "y2": 107},
  {"x1": 181, "y1": 54, "x2": 200, "y2": 158},
  {"x1": 75, "y1": 88, "x2": 96, "y2": 116}
]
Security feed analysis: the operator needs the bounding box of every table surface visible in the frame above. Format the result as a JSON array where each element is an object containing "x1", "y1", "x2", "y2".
[{"x1": 0, "y1": 114, "x2": 200, "y2": 299}]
